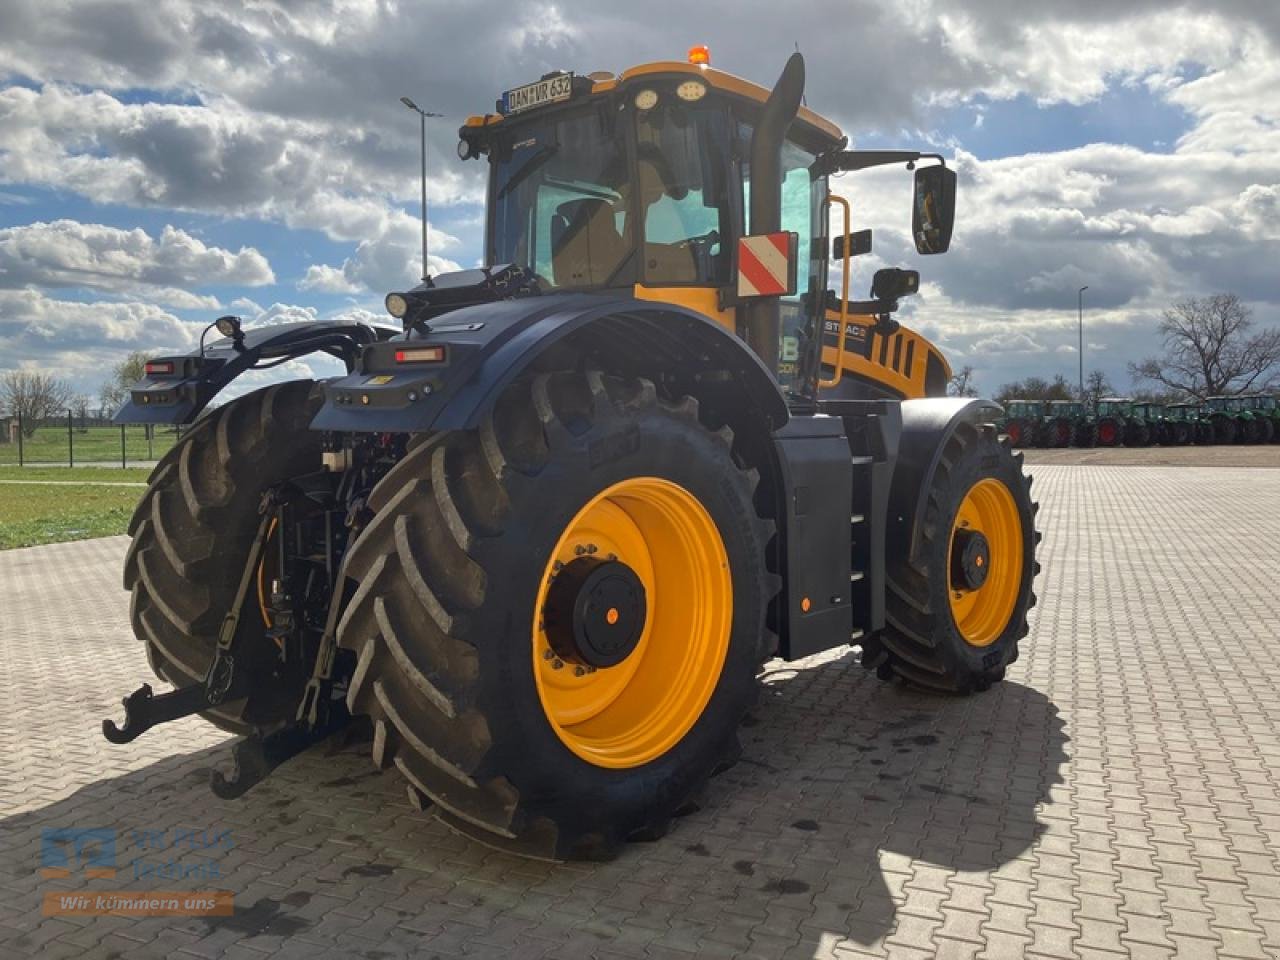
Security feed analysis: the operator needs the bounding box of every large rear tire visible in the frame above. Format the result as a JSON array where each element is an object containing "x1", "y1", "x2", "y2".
[
  {"x1": 1212, "y1": 415, "x2": 1237, "y2": 445},
  {"x1": 334, "y1": 370, "x2": 774, "y2": 860},
  {"x1": 866, "y1": 423, "x2": 1038, "y2": 694},
  {"x1": 1072, "y1": 421, "x2": 1098, "y2": 447},
  {"x1": 122, "y1": 381, "x2": 324, "y2": 732},
  {"x1": 1097, "y1": 418, "x2": 1123, "y2": 447}
]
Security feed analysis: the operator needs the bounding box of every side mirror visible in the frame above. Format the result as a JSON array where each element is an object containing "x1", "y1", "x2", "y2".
[
  {"x1": 912, "y1": 164, "x2": 956, "y2": 255},
  {"x1": 832, "y1": 228, "x2": 872, "y2": 260}
]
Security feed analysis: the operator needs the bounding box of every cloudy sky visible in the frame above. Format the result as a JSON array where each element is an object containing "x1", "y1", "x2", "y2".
[{"x1": 2, "y1": 0, "x2": 1278, "y2": 401}]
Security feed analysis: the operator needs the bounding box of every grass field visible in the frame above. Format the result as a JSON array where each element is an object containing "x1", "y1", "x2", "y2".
[
  {"x1": 0, "y1": 466, "x2": 149, "y2": 550},
  {"x1": 0, "y1": 424, "x2": 181, "y2": 466}
]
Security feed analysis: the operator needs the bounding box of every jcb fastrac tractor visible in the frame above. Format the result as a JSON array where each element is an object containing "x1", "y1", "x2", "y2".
[{"x1": 106, "y1": 51, "x2": 1039, "y2": 860}]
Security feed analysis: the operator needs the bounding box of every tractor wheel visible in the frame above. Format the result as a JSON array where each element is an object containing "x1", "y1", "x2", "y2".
[
  {"x1": 1097, "y1": 418, "x2": 1122, "y2": 447},
  {"x1": 1072, "y1": 422, "x2": 1098, "y2": 448},
  {"x1": 1271, "y1": 420, "x2": 1280, "y2": 444},
  {"x1": 1126, "y1": 422, "x2": 1151, "y2": 447},
  {"x1": 1051, "y1": 419, "x2": 1072, "y2": 448},
  {"x1": 122, "y1": 381, "x2": 325, "y2": 733},
  {"x1": 335, "y1": 370, "x2": 774, "y2": 860},
  {"x1": 1212, "y1": 415, "x2": 1237, "y2": 444},
  {"x1": 1196, "y1": 421, "x2": 1214, "y2": 444},
  {"x1": 866, "y1": 424, "x2": 1038, "y2": 694},
  {"x1": 1258, "y1": 418, "x2": 1275, "y2": 443},
  {"x1": 1241, "y1": 418, "x2": 1264, "y2": 444}
]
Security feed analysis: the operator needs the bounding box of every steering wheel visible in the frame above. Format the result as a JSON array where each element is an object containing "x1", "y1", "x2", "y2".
[{"x1": 679, "y1": 229, "x2": 721, "y2": 274}]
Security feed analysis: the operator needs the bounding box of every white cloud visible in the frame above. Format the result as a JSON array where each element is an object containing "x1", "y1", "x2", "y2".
[
  {"x1": 0, "y1": 221, "x2": 273, "y2": 305},
  {"x1": 299, "y1": 264, "x2": 360, "y2": 294}
]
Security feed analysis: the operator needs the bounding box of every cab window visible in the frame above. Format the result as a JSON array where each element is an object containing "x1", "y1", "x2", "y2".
[
  {"x1": 633, "y1": 105, "x2": 732, "y2": 285},
  {"x1": 741, "y1": 130, "x2": 824, "y2": 386}
]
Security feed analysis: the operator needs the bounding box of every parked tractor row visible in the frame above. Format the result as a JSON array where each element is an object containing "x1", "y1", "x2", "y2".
[{"x1": 999, "y1": 396, "x2": 1280, "y2": 448}]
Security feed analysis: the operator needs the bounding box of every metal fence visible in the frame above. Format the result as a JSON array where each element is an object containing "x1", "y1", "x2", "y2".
[{"x1": 0, "y1": 410, "x2": 185, "y2": 468}]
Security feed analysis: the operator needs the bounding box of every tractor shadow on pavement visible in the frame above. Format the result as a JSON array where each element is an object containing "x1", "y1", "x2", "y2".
[{"x1": 1, "y1": 649, "x2": 1067, "y2": 956}]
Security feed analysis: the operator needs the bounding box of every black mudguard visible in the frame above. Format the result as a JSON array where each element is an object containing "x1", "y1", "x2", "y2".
[
  {"x1": 310, "y1": 292, "x2": 789, "y2": 434},
  {"x1": 114, "y1": 321, "x2": 394, "y2": 425},
  {"x1": 887, "y1": 397, "x2": 1004, "y2": 564}
]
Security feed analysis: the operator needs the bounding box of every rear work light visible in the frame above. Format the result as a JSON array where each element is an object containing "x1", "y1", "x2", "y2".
[
  {"x1": 145, "y1": 361, "x2": 175, "y2": 376},
  {"x1": 394, "y1": 346, "x2": 446, "y2": 364}
]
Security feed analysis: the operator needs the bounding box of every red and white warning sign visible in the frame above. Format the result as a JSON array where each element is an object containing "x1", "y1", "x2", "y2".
[{"x1": 737, "y1": 231, "x2": 798, "y2": 299}]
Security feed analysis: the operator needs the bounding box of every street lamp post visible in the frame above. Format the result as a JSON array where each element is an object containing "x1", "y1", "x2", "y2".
[
  {"x1": 400, "y1": 97, "x2": 442, "y2": 283},
  {"x1": 1078, "y1": 285, "x2": 1089, "y2": 399}
]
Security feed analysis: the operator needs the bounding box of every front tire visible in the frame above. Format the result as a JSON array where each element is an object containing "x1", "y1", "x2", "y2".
[
  {"x1": 867, "y1": 423, "x2": 1038, "y2": 693},
  {"x1": 335, "y1": 370, "x2": 774, "y2": 860}
]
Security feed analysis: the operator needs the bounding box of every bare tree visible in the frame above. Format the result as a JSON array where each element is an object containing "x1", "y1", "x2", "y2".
[
  {"x1": 0, "y1": 370, "x2": 72, "y2": 437},
  {"x1": 948, "y1": 364, "x2": 978, "y2": 397},
  {"x1": 1082, "y1": 369, "x2": 1113, "y2": 406},
  {"x1": 1129, "y1": 294, "x2": 1280, "y2": 399},
  {"x1": 99, "y1": 351, "x2": 152, "y2": 417},
  {"x1": 995, "y1": 374, "x2": 1074, "y2": 406}
]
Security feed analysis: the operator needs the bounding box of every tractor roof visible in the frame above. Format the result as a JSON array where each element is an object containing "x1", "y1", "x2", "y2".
[{"x1": 464, "y1": 61, "x2": 844, "y2": 146}]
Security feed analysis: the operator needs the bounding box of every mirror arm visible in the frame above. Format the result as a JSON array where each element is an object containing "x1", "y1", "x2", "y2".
[{"x1": 811, "y1": 150, "x2": 946, "y2": 177}]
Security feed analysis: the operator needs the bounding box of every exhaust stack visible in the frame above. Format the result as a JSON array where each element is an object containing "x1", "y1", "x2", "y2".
[{"x1": 744, "y1": 52, "x2": 806, "y2": 372}]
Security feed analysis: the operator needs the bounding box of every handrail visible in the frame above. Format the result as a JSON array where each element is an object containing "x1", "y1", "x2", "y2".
[{"x1": 818, "y1": 194, "x2": 852, "y2": 389}]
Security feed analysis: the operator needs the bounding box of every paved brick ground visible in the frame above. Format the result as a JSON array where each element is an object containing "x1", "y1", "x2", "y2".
[{"x1": 2, "y1": 465, "x2": 1279, "y2": 959}]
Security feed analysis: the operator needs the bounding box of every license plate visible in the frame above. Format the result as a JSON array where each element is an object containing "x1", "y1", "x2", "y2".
[{"x1": 502, "y1": 73, "x2": 574, "y2": 114}]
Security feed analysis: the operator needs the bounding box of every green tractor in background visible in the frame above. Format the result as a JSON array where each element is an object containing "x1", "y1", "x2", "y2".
[
  {"x1": 1096, "y1": 397, "x2": 1144, "y2": 447},
  {"x1": 1239, "y1": 395, "x2": 1279, "y2": 443},
  {"x1": 1129, "y1": 402, "x2": 1167, "y2": 446},
  {"x1": 999, "y1": 399, "x2": 1044, "y2": 447},
  {"x1": 1162, "y1": 402, "x2": 1203, "y2": 445},
  {"x1": 1205, "y1": 395, "x2": 1269, "y2": 444},
  {"x1": 1043, "y1": 400, "x2": 1096, "y2": 447}
]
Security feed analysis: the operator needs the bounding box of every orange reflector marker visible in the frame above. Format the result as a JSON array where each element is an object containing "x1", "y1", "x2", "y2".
[
  {"x1": 801, "y1": 596, "x2": 811, "y2": 612},
  {"x1": 144, "y1": 361, "x2": 174, "y2": 376},
  {"x1": 394, "y1": 346, "x2": 445, "y2": 364},
  {"x1": 688, "y1": 44, "x2": 710, "y2": 65},
  {"x1": 606, "y1": 607, "x2": 620, "y2": 625}
]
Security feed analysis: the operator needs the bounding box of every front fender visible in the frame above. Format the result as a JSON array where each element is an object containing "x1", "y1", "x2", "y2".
[
  {"x1": 114, "y1": 321, "x2": 394, "y2": 425},
  {"x1": 310, "y1": 293, "x2": 789, "y2": 434},
  {"x1": 887, "y1": 397, "x2": 1004, "y2": 564}
]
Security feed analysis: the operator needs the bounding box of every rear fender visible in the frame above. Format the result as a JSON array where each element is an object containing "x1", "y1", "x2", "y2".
[
  {"x1": 310, "y1": 292, "x2": 789, "y2": 433},
  {"x1": 114, "y1": 321, "x2": 393, "y2": 424},
  {"x1": 887, "y1": 397, "x2": 1004, "y2": 564}
]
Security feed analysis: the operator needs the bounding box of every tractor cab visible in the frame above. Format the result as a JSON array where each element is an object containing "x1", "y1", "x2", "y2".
[
  {"x1": 1096, "y1": 397, "x2": 1133, "y2": 418},
  {"x1": 393, "y1": 49, "x2": 956, "y2": 402},
  {"x1": 1048, "y1": 401, "x2": 1084, "y2": 418},
  {"x1": 1005, "y1": 400, "x2": 1044, "y2": 420},
  {"x1": 1206, "y1": 396, "x2": 1243, "y2": 413}
]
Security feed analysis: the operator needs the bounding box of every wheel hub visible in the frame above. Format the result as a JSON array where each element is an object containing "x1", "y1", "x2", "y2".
[
  {"x1": 544, "y1": 558, "x2": 647, "y2": 668},
  {"x1": 950, "y1": 528, "x2": 991, "y2": 591}
]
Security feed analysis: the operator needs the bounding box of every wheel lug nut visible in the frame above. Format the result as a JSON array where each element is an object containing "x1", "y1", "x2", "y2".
[
  {"x1": 574, "y1": 666, "x2": 585, "y2": 677},
  {"x1": 575, "y1": 545, "x2": 586, "y2": 556},
  {"x1": 543, "y1": 649, "x2": 555, "y2": 660},
  {"x1": 552, "y1": 658, "x2": 564, "y2": 670}
]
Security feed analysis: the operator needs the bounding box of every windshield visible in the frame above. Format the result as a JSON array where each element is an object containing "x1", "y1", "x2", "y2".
[{"x1": 489, "y1": 109, "x2": 631, "y2": 289}]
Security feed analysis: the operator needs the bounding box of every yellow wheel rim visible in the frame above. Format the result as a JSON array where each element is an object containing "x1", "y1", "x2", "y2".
[
  {"x1": 948, "y1": 478, "x2": 1022, "y2": 648},
  {"x1": 532, "y1": 477, "x2": 732, "y2": 769}
]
